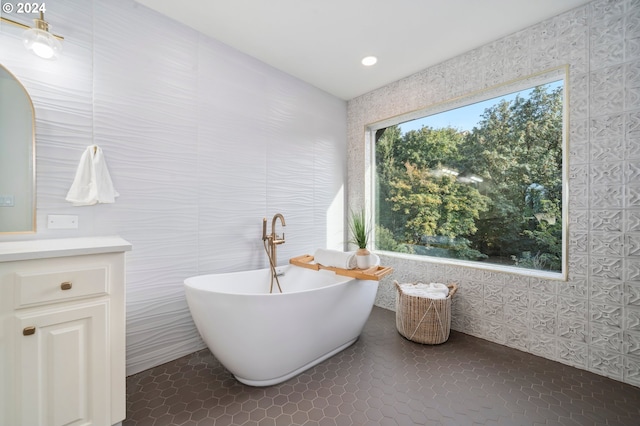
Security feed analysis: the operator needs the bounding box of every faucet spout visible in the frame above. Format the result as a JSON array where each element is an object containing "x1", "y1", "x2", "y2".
[{"x1": 271, "y1": 213, "x2": 286, "y2": 244}]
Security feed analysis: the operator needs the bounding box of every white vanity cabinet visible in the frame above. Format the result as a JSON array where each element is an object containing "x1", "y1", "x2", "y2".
[{"x1": 0, "y1": 236, "x2": 131, "y2": 426}]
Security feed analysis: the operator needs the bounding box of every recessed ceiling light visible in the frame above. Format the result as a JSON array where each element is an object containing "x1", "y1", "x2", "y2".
[{"x1": 361, "y1": 56, "x2": 378, "y2": 66}]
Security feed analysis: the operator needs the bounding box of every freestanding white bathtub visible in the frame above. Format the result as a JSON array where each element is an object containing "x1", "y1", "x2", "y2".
[{"x1": 184, "y1": 264, "x2": 378, "y2": 386}]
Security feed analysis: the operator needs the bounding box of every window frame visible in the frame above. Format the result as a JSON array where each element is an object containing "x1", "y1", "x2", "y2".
[{"x1": 365, "y1": 66, "x2": 569, "y2": 281}]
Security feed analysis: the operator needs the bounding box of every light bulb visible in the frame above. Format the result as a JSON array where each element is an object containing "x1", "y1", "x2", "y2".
[
  {"x1": 32, "y1": 41, "x2": 55, "y2": 58},
  {"x1": 23, "y1": 28, "x2": 62, "y2": 59}
]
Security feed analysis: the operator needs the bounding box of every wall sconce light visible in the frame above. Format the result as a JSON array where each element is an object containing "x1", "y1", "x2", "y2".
[{"x1": 1, "y1": 12, "x2": 64, "y2": 59}]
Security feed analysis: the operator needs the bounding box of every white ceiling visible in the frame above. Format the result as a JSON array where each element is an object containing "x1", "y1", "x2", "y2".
[{"x1": 135, "y1": 0, "x2": 591, "y2": 100}]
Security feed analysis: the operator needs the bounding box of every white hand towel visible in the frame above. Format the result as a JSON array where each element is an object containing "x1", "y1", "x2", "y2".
[
  {"x1": 313, "y1": 249, "x2": 357, "y2": 269},
  {"x1": 66, "y1": 145, "x2": 119, "y2": 206}
]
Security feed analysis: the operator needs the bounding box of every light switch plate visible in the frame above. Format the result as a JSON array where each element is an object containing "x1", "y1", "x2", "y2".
[{"x1": 48, "y1": 214, "x2": 79, "y2": 229}]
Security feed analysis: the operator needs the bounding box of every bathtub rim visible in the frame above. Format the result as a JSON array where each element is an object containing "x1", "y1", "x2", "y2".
[{"x1": 184, "y1": 264, "x2": 356, "y2": 296}]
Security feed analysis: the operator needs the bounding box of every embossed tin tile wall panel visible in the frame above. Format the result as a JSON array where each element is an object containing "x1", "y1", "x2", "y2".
[{"x1": 349, "y1": 0, "x2": 640, "y2": 387}]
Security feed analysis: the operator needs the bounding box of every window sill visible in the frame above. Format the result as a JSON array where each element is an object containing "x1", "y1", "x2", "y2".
[{"x1": 375, "y1": 249, "x2": 567, "y2": 282}]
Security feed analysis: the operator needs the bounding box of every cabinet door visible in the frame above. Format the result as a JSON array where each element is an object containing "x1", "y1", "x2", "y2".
[{"x1": 15, "y1": 301, "x2": 110, "y2": 426}]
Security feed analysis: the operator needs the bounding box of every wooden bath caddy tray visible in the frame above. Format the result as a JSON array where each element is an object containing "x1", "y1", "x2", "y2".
[{"x1": 289, "y1": 254, "x2": 393, "y2": 281}]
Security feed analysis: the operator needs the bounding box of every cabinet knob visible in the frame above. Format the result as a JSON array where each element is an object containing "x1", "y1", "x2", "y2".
[
  {"x1": 61, "y1": 282, "x2": 72, "y2": 290},
  {"x1": 23, "y1": 326, "x2": 36, "y2": 336}
]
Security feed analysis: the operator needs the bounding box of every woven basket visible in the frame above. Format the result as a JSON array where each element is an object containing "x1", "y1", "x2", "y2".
[{"x1": 395, "y1": 281, "x2": 458, "y2": 345}]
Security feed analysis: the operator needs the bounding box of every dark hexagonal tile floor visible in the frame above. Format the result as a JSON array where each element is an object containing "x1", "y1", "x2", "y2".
[{"x1": 124, "y1": 307, "x2": 640, "y2": 425}]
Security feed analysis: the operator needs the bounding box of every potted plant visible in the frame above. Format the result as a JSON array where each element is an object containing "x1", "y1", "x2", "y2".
[{"x1": 349, "y1": 209, "x2": 371, "y2": 269}]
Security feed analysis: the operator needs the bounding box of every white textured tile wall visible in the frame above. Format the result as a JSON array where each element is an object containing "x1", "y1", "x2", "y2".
[
  {"x1": 0, "y1": 0, "x2": 346, "y2": 375},
  {"x1": 348, "y1": 0, "x2": 640, "y2": 387}
]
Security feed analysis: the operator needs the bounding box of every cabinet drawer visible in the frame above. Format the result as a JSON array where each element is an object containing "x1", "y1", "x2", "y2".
[{"x1": 14, "y1": 267, "x2": 108, "y2": 308}]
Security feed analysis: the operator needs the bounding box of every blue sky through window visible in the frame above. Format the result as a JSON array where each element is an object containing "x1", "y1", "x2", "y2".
[{"x1": 398, "y1": 80, "x2": 563, "y2": 134}]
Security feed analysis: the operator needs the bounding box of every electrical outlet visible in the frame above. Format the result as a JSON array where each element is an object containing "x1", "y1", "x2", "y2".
[
  {"x1": 0, "y1": 195, "x2": 14, "y2": 207},
  {"x1": 48, "y1": 214, "x2": 79, "y2": 229}
]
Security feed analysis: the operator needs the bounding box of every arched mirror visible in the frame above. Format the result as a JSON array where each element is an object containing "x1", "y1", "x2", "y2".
[{"x1": 0, "y1": 64, "x2": 36, "y2": 233}]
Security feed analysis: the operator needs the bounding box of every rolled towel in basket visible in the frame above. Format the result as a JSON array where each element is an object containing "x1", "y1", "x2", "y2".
[
  {"x1": 313, "y1": 249, "x2": 357, "y2": 269},
  {"x1": 426, "y1": 282, "x2": 449, "y2": 296},
  {"x1": 399, "y1": 282, "x2": 449, "y2": 299}
]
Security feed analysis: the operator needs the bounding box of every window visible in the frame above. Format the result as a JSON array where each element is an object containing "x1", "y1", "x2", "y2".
[{"x1": 372, "y1": 68, "x2": 567, "y2": 277}]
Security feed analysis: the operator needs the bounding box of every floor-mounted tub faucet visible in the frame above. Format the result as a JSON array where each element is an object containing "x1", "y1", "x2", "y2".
[{"x1": 262, "y1": 213, "x2": 286, "y2": 293}]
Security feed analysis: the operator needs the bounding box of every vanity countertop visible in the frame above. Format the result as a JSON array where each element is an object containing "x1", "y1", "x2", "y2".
[{"x1": 0, "y1": 236, "x2": 132, "y2": 262}]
